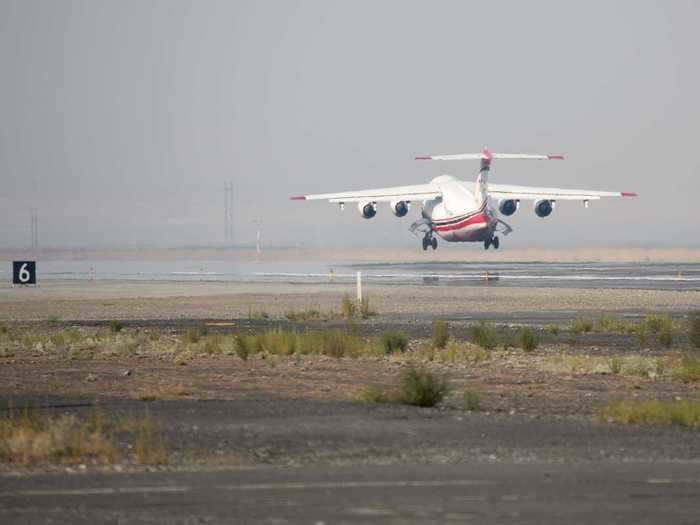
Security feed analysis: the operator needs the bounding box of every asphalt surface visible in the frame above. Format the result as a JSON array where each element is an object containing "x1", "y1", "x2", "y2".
[{"x1": 2, "y1": 462, "x2": 700, "y2": 524}]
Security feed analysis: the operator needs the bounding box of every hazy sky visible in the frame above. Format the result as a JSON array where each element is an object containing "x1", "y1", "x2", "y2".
[{"x1": 1, "y1": 0, "x2": 698, "y2": 249}]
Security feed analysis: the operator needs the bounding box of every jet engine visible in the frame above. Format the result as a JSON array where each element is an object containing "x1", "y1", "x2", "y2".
[
  {"x1": 358, "y1": 201, "x2": 377, "y2": 219},
  {"x1": 390, "y1": 200, "x2": 409, "y2": 217},
  {"x1": 498, "y1": 199, "x2": 519, "y2": 216},
  {"x1": 534, "y1": 199, "x2": 553, "y2": 218}
]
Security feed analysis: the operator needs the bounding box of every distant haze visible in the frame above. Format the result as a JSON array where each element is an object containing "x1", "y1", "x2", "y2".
[{"x1": 1, "y1": 1, "x2": 698, "y2": 249}]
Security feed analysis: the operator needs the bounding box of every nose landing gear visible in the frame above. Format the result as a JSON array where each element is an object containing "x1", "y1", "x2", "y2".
[
  {"x1": 484, "y1": 236, "x2": 500, "y2": 250},
  {"x1": 422, "y1": 233, "x2": 438, "y2": 251}
]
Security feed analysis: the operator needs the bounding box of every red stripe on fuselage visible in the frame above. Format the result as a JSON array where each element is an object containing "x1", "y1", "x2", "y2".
[
  {"x1": 433, "y1": 212, "x2": 489, "y2": 232},
  {"x1": 431, "y1": 202, "x2": 487, "y2": 225}
]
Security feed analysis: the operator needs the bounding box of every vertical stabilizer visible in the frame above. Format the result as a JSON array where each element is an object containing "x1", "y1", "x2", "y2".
[{"x1": 474, "y1": 148, "x2": 492, "y2": 206}]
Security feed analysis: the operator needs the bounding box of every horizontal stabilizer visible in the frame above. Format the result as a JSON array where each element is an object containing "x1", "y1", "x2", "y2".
[{"x1": 416, "y1": 147, "x2": 563, "y2": 162}]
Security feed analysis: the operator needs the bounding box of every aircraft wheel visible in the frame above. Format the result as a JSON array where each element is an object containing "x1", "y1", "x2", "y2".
[
  {"x1": 422, "y1": 237, "x2": 429, "y2": 251},
  {"x1": 431, "y1": 237, "x2": 438, "y2": 250},
  {"x1": 493, "y1": 236, "x2": 500, "y2": 250},
  {"x1": 483, "y1": 238, "x2": 491, "y2": 250}
]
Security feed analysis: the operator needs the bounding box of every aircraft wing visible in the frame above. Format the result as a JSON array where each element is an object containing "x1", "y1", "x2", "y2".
[
  {"x1": 488, "y1": 183, "x2": 637, "y2": 201},
  {"x1": 290, "y1": 183, "x2": 441, "y2": 203}
]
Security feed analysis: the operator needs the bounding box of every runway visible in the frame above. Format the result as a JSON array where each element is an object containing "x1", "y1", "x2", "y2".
[
  {"x1": 4, "y1": 259, "x2": 699, "y2": 291},
  {"x1": 261, "y1": 261, "x2": 700, "y2": 291},
  {"x1": 2, "y1": 462, "x2": 699, "y2": 524}
]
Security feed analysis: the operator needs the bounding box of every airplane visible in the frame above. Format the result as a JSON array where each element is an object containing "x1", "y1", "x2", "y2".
[{"x1": 290, "y1": 147, "x2": 637, "y2": 251}]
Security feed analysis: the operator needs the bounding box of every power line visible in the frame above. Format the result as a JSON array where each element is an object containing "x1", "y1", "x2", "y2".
[
  {"x1": 224, "y1": 181, "x2": 233, "y2": 244},
  {"x1": 30, "y1": 208, "x2": 38, "y2": 249}
]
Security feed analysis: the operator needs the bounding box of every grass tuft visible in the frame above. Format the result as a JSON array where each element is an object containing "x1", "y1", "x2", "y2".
[
  {"x1": 358, "y1": 296, "x2": 377, "y2": 319},
  {"x1": 109, "y1": 320, "x2": 124, "y2": 333},
  {"x1": 248, "y1": 309, "x2": 269, "y2": 321},
  {"x1": 570, "y1": 317, "x2": 593, "y2": 334},
  {"x1": 519, "y1": 327, "x2": 538, "y2": 352},
  {"x1": 184, "y1": 326, "x2": 206, "y2": 344},
  {"x1": 357, "y1": 384, "x2": 389, "y2": 403},
  {"x1": 431, "y1": 320, "x2": 449, "y2": 349},
  {"x1": 690, "y1": 312, "x2": 700, "y2": 350},
  {"x1": 598, "y1": 399, "x2": 700, "y2": 427},
  {"x1": 234, "y1": 335, "x2": 251, "y2": 361},
  {"x1": 672, "y1": 355, "x2": 700, "y2": 383},
  {"x1": 469, "y1": 322, "x2": 499, "y2": 350},
  {"x1": 545, "y1": 324, "x2": 560, "y2": 335},
  {"x1": 398, "y1": 367, "x2": 449, "y2": 407},
  {"x1": 0, "y1": 409, "x2": 117, "y2": 465},
  {"x1": 381, "y1": 331, "x2": 408, "y2": 354},
  {"x1": 609, "y1": 356, "x2": 623, "y2": 375},
  {"x1": 463, "y1": 389, "x2": 481, "y2": 411},
  {"x1": 341, "y1": 294, "x2": 355, "y2": 320},
  {"x1": 134, "y1": 413, "x2": 168, "y2": 465}
]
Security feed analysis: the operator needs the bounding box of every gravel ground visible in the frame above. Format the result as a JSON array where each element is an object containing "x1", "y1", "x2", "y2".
[{"x1": 0, "y1": 280, "x2": 698, "y2": 321}]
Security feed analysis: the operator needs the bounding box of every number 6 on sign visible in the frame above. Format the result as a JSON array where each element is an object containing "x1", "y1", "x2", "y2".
[{"x1": 12, "y1": 261, "x2": 37, "y2": 286}]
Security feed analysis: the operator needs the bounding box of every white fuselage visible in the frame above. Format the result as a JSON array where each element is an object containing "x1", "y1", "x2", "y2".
[{"x1": 421, "y1": 175, "x2": 497, "y2": 242}]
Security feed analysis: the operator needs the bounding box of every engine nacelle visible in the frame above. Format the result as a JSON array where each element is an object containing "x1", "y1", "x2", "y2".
[
  {"x1": 390, "y1": 200, "x2": 409, "y2": 217},
  {"x1": 534, "y1": 199, "x2": 553, "y2": 218},
  {"x1": 358, "y1": 201, "x2": 377, "y2": 219},
  {"x1": 498, "y1": 199, "x2": 519, "y2": 216}
]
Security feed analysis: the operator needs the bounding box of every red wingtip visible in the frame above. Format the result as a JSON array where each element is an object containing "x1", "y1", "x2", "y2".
[
  {"x1": 621, "y1": 192, "x2": 637, "y2": 197},
  {"x1": 289, "y1": 195, "x2": 306, "y2": 201},
  {"x1": 480, "y1": 147, "x2": 493, "y2": 161},
  {"x1": 415, "y1": 156, "x2": 432, "y2": 160},
  {"x1": 548, "y1": 155, "x2": 565, "y2": 160}
]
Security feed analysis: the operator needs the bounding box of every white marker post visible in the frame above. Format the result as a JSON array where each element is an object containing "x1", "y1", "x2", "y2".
[{"x1": 356, "y1": 271, "x2": 363, "y2": 305}]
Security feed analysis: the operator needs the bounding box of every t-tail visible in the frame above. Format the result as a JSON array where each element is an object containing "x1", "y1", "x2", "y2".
[{"x1": 415, "y1": 147, "x2": 565, "y2": 206}]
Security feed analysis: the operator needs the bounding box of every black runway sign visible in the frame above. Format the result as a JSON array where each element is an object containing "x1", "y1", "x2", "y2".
[{"x1": 12, "y1": 261, "x2": 36, "y2": 285}]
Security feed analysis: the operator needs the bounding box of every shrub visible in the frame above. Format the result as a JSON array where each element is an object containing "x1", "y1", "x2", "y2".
[
  {"x1": 109, "y1": 320, "x2": 124, "y2": 333},
  {"x1": 322, "y1": 330, "x2": 355, "y2": 358},
  {"x1": 431, "y1": 320, "x2": 449, "y2": 349},
  {"x1": 398, "y1": 368, "x2": 449, "y2": 407},
  {"x1": 672, "y1": 356, "x2": 700, "y2": 383},
  {"x1": 234, "y1": 335, "x2": 251, "y2": 361},
  {"x1": 596, "y1": 313, "x2": 632, "y2": 333},
  {"x1": 571, "y1": 317, "x2": 593, "y2": 334},
  {"x1": 545, "y1": 324, "x2": 560, "y2": 336},
  {"x1": 659, "y1": 324, "x2": 673, "y2": 348},
  {"x1": 439, "y1": 341, "x2": 488, "y2": 364},
  {"x1": 469, "y1": 322, "x2": 499, "y2": 350},
  {"x1": 609, "y1": 356, "x2": 623, "y2": 375},
  {"x1": 382, "y1": 331, "x2": 408, "y2": 354},
  {"x1": 341, "y1": 294, "x2": 355, "y2": 320},
  {"x1": 689, "y1": 313, "x2": 700, "y2": 349},
  {"x1": 519, "y1": 327, "x2": 538, "y2": 352},
  {"x1": 50, "y1": 332, "x2": 66, "y2": 347},
  {"x1": 357, "y1": 384, "x2": 388, "y2": 403},
  {"x1": 184, "y1": 327, "x2": 204, "y2": 344},
  {"x1": 359, "y1": 296, "x2": 377, "y2": 319},
  {"x1": 463, "y1": 389, "x2": 481, "y2": 411},
  {"x1": 285, "y1": 309, "x2": 323, "y2": 322},
  {"x1": 204, "y1": 335, "x2": 224, "y2": 354},
  {"x1": 501, "y1": 332, "x2": 516, "y2": 351},
  {"x1": 636, "y1": 323, "x2": 649, "y2": 345},
  {"x1": 248, "y1": 309, "x2": 269, "y2": 321},
  {"x1": 641, "y1": 314, "x2": 671, "y2": 334}
]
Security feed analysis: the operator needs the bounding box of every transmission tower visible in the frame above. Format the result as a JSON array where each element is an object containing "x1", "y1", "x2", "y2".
[
  {"x1": 30, "y1": 208, "x2": 38, "y2": 249},
  {"x1": 224, "y1": 181, "x2": 234, "y2": 244}
]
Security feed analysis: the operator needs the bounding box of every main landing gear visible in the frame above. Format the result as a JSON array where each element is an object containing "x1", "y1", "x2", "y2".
[
  {"x1": 422, "y1": 233, "x2": 438, "y2": 251},
  {"x1": 484, "y1": 236, "x2": 500, "y2": 250}
]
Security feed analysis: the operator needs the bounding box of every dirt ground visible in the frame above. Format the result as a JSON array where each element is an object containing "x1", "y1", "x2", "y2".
[{"x1": 1, "y1": 317, "x2": 700, "y2": 471}]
